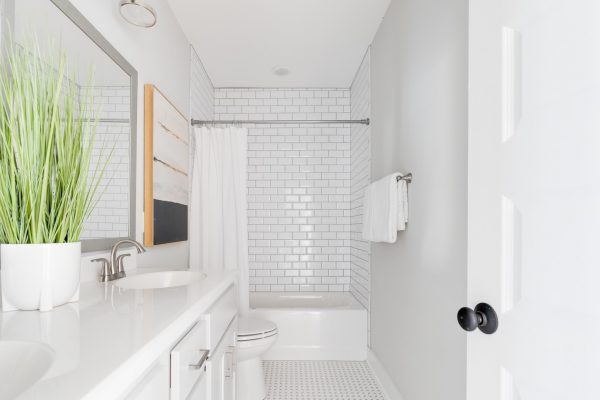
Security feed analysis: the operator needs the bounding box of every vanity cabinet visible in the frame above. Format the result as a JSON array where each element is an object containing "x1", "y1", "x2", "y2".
[
  {"x1": 172, "y1": 319, "x2": 236, "y2": 400},
  {"x1": 124, "y1": 284, "x2": 237, "y2": 400},
  {"x1": 172, "y1": 285, "x2": 237, "y2": 400},
  {"x1": 205, "y1": 284, "x2": 237, "y2": 400},
  {"x1": 183, "y1": 321, "x2": 235, "y2": 400},
  {"x1": 205, "y1": 325, "x2": 235, "y2": 400},
  {"x1": 171, "y1": 320, "x2": 210, "y2": 399}
]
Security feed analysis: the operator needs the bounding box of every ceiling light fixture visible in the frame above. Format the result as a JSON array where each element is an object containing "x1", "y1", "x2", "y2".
[
  {"x1": 119, "y1": 0, "x2": 157, "y2": 28},
  {"x1": 272, "y1": 66, "x2": 291, "y2": 77}
]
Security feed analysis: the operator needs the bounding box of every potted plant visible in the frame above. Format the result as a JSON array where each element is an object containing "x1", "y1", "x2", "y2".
[{"x1": 0, "y1": 40, "x2": 109, "y2": 312}]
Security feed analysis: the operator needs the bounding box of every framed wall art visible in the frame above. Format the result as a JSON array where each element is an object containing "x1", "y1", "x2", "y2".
[{"x1": 144, "y1": 84, "x2": 189, "y2": 246}]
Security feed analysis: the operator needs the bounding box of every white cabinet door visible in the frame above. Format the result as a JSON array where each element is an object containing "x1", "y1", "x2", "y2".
[
  {"x1": 171, "y1": 321, "x2": 210, "y2": 400},
  {"x1": 468, "y1": 0, "x2": 600, "y2": 399},
  {"x1": 187, "y1": 371, "x2": 209, "y2": 400},
  {"x1": 206, "y1": 323, "x2": 235, "y2": 400}
]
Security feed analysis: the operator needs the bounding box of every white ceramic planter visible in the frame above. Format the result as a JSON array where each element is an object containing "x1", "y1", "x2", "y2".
[{"x1": 1, "y1": 242, "x2": 81, "y2": 312}]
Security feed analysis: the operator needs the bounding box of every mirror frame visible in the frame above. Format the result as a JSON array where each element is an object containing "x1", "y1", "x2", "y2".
[{"x1": 2, "y1": 0, "x2": 138, "y2": 252}]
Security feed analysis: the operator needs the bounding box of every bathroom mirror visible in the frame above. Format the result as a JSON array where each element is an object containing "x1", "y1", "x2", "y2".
[{"x1": 1, "y1": 0, "x2": 138, "y2": 252}]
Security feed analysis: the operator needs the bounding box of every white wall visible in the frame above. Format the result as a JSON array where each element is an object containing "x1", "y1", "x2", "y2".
[
  {"x1": 369, "y1": 0, "x2": 468, "y2": 399},
  {"x1": 69, "y1": 0, "x2": 192, "y2": 268},
  {"x1": 214, "y1": 88, "x2": 353, "y2": 292}
]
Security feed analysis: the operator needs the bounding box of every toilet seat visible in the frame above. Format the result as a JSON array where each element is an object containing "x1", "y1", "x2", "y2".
[{"x1": 237, "y1": 318, "x2": 278, "y2": 342}]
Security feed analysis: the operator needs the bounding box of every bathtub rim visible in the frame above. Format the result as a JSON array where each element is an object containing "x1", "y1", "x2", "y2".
[{"x1": 249, "y1": 291, "x2": 366, "y2": 311}]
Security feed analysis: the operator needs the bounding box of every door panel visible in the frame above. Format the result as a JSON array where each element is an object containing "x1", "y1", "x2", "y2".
[
  {"x1": 207, "y1": 323, "x2": 235, "y2": 400},
  {"x1": 468, "y1": 1, "x2": 600, "y2": 399}
]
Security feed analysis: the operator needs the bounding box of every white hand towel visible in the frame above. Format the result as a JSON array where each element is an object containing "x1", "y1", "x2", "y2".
[{"x1": 362, "y1": 173, "x2": 409, "y2": 243}]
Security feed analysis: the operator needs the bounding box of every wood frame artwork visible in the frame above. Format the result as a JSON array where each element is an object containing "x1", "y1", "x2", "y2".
[{"x1": 144, "y1": 84, "x2": 189, "y2": 247}]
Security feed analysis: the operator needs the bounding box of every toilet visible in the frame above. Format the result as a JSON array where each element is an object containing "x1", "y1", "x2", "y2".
[{"x1": 236, "y1": 317, "x2": 278, "y2": 400}]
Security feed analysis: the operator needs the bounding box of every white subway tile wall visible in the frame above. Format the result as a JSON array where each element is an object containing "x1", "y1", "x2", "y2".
[
  {"x1": 214, "y1": 88, "x2": 353, "y2": 292},
  {"x1": 350, "y1": 51, "x2": 372, "y2": 341},
  {"x1": 81, "y1": 85, "x2": 130, "y2": 239},
  {"x1": 190, "y1": 48, "x2": 214, "y2": 120}
]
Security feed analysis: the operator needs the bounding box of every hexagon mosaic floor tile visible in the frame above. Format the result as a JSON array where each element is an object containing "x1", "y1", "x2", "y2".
[{"x1": 263, "y1": 361, "x2": 386, "y2": 400}]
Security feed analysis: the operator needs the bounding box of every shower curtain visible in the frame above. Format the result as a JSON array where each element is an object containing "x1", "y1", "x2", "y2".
[{"x1": 190, "y1": 126, "x2": 250, "y2": 314}]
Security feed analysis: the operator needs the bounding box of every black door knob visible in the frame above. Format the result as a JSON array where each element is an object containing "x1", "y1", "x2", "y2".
[{"x1": 457, "y1": 303, "x2": 498, "y2": 334}]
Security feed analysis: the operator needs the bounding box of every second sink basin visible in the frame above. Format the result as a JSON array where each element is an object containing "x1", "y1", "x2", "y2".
[
  {"x1": 0, "y1": 340, "x2": 55, "y2": 399},
  {"x1": 114, "y1": 271, "x2": 205, "y2": 290}
]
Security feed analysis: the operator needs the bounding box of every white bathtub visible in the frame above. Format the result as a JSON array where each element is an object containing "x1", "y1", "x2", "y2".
[{"x1": 250, "y1": 292, "x2": 367, "y2": 360}]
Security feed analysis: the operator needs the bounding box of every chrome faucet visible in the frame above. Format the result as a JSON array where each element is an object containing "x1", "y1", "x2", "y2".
[
  {"x1": 92, "y1": 239, "x2": 146, "y2": 282},
  {"x1": 110, "y1": 239, "x2": 146, "y2": 279}
]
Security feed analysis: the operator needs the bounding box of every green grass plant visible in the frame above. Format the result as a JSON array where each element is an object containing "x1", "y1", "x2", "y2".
[{"x1": 0, "y1": 39, "x2": 110, "y2": 244}]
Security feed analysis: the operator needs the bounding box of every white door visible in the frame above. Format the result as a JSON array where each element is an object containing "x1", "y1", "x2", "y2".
[{"x1": 468, "y1": 0, "x2": 600, "y2": 399}]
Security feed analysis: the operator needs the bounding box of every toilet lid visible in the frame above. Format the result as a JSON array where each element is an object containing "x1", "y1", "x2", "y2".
[{"x1": 237, "y1": 318, "x2": 277, "y2": 341}]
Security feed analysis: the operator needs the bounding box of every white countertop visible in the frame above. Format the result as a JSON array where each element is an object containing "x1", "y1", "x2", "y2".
[{"x1": 0, "y1": 268, "x2": 237, "y2": 400}]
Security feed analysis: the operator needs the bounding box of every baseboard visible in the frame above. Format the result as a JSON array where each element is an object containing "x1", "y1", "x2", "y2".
[{"x1": 367, "y1": 349, "x2": 405, "y2": 400}]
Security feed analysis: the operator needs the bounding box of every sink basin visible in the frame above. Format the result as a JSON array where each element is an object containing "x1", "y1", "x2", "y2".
[
  {"x1": 114, "y1": 271, "x2": 205, "y2": 290},
  {"x1": 0, "y1": 341, "x2": 55, "y2": 399}
]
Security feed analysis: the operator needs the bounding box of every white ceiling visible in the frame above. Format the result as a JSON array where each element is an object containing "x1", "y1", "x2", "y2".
[{"x1": 167, "y1": 0, "x2": 390, "y2": 88}]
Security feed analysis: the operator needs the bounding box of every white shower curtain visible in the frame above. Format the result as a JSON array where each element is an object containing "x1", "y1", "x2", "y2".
[{"x1": 190, "y1": 126, "x2": 250, "y2": 314}]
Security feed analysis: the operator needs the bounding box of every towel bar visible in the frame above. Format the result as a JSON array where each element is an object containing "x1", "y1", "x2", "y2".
[{"x1": 396, "y1": 173, "x2": 412, "y2": 183}]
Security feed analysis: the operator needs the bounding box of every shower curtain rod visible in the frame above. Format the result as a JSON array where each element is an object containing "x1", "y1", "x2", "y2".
[
  {"x1": 191, "y1": 118, "x2": 370, "y2": 126},
  {"x1": 96, "y1": 118, "x2": 130, "y2": 123},
  {"x1": 70, "y1": 118, "x2": 130, "y2": 123}
]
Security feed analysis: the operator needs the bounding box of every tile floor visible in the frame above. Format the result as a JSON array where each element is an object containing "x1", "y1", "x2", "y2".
[{"x1": 263, "y1": 361, "x2": 386, "y2": 400}]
